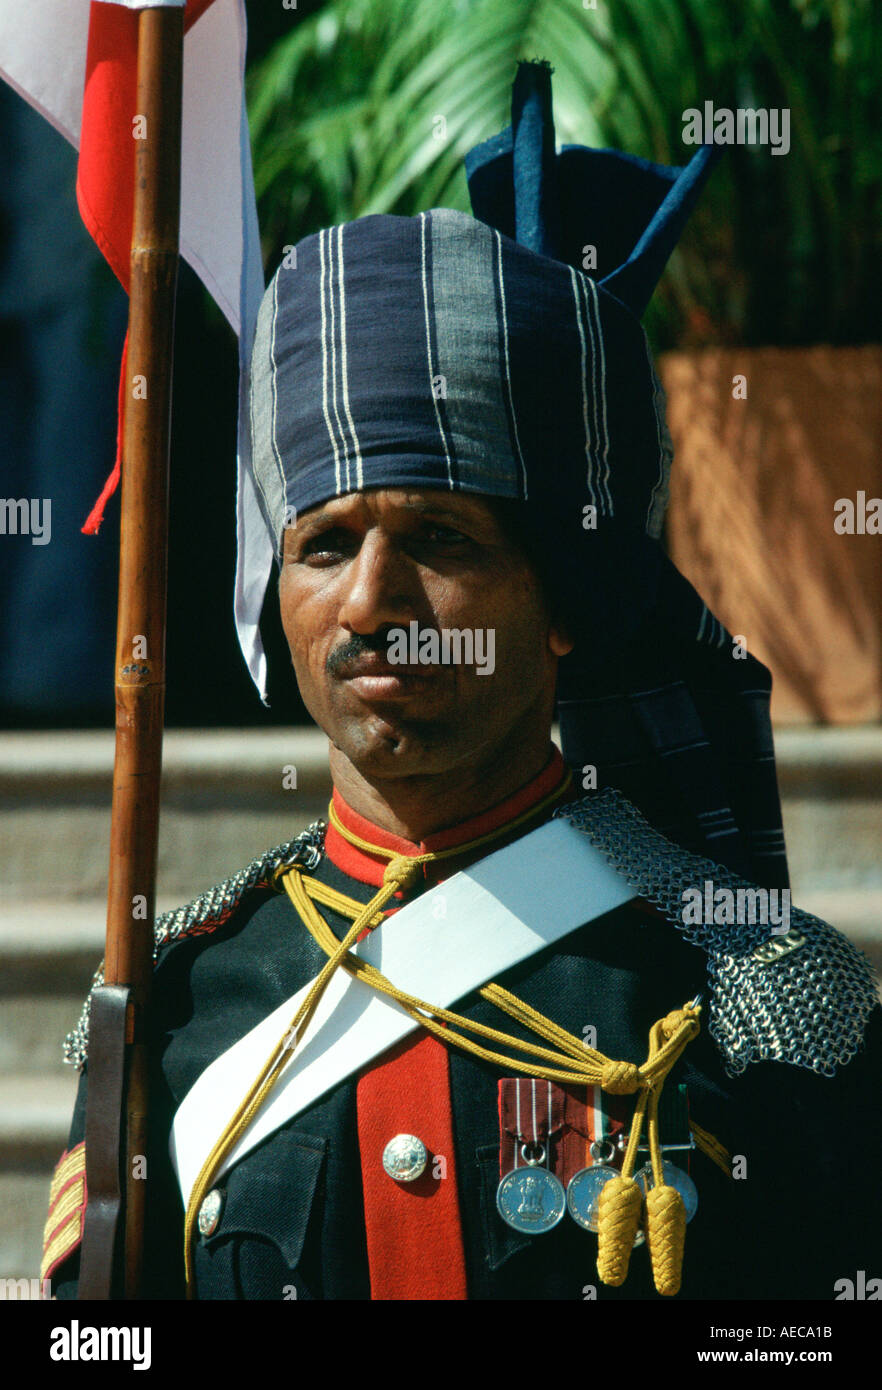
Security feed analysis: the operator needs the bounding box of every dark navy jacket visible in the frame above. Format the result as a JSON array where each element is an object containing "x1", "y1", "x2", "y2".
[{"x1": 52, "y1": 836, "x2": 882, "y2": 1302}]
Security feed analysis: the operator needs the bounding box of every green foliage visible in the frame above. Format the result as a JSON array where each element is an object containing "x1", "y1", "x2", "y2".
[{"x1": 247, "y1": 0, "x2": 882, "y2": 347}]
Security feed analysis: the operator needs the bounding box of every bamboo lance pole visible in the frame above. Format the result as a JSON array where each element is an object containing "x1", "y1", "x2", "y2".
[{"x1": 78, "y1": 3, "x2": 184, "y2": 1300}]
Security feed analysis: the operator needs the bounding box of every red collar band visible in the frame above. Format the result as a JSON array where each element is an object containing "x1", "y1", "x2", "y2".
[{"x1": 325, "y1": 746, "x2": 571, "y2": 888}]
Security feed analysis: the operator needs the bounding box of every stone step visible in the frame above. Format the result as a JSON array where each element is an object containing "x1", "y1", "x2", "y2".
[
  {"x1": 0, "y1": 897, "x2": 176, "y2": 1077},
  {"x1": 0, "y1": 1174, "x2": 56, "y2": 1283},
  {"x1": 0, "y1": 1075, "x2": 79, "y2": 1168},
  {"x1": 1, "y1": 727, "x2": 881, "y2": 900},
  {"x1": 0, "y1": 727, "x2": 333, "y2": 903}
]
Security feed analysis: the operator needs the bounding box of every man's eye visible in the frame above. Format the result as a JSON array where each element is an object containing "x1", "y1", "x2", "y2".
[
  {"x1": 295, "y1": 522, "x2": 468, "y2": 562},
  {"x1": 421, "y1": 524, "x2": 467, "y2": 544},
  {"x1": 300, "y1": 529, "x2": 351, "y2": 558}
]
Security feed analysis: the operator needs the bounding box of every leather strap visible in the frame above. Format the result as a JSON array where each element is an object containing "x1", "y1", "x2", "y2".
[{"x1": 77, "y1": 985, "x2": 130, "y2": 1300}]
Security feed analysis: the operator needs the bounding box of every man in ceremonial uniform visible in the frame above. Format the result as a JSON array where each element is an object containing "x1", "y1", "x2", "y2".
[{"x1": 44, "y1": 64, "x2": 881, "y2": 1301}]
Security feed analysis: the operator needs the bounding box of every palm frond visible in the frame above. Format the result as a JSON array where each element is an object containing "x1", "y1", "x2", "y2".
[{"x1": 247, "y1": 0, "x2": 882, "y2": 345}]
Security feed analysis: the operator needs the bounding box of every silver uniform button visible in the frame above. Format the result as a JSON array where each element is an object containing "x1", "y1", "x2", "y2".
[
  {"x1": 382, "y1": 1134, "x2": 428, "y2": 1182},
  {"x1": 197, "y1": 1188, "x2": 224, "y2": 1237}
]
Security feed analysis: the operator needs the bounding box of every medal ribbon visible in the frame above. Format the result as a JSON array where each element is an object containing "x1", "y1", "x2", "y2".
[
  {"x1": 498, "y1": 1080, "x2": 631, "y2": 1186},
  {"x1": 500, "y1": 1077, "x2": 563, "y2": 1174}
]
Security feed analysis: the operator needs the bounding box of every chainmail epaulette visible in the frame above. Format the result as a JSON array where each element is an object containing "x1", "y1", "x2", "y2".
[
  {"x1": 62, "y1": 820, "x2": 327, "y2": 1070},
  {"x1": 553, "y1": 790, "x2": 879, "y2": 1078}
]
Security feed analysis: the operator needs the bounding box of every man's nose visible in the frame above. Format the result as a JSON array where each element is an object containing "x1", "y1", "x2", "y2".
[{"x1": 336, "y1": 533, "x2": 420, "y2": 634}]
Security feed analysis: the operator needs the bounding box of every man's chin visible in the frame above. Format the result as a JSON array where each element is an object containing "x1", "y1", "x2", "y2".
[{"x1": 325, "y1": 707, "x2": 457, "y2": 778}]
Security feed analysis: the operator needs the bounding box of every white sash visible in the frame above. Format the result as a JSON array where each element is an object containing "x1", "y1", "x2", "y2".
[{"x1": 171, "y1": 816, "x2": 636, "y2": 1206}]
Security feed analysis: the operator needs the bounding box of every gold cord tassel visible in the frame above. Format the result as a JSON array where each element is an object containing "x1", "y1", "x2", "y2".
[
  {"x1": 596, "y1": 1083, "x2": 650, "y2": 1287},
  {"x1": 595, "y1": 1008, "x2": 699, "y2": 1295},
  {"x1": 641, "y1": 1031, "x2": 691, "y2": 1296},
  {"x1": 645, "y1": 1184, "x2": 687, "y2": 1296},
  {"x1": 596, "y1": 1175, "x2": 643, "y2": 1285}
]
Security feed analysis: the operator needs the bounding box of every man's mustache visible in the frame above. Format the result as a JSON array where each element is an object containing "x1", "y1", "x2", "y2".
[
  {"x1": 326, "y1": 630, "x2": 398, "y2": 677},
  {"x1": 327, "y1": 624, "x2": 496, "y2": 677}
]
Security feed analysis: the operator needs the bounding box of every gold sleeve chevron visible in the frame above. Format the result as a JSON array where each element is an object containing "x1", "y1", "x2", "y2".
[{"x1": 41, "y1": 1142, "x2": 86, "y2": 1282}]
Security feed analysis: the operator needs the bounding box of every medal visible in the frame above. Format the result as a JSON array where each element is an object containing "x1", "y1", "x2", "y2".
[
  {"x1": 496, "y1": 1080, "x2": 566, "y2": 1234},
  {"x1": 634, "y1": 1159, "x2": 699, "y2": 1222},
  {"x1": 567, "y1": 1138, "x2": 645, "y2": 1245},
  {"x1": 496, "y1": 1144, "x2": 567, "y2": 1234},
  {"x1": 566, "y1": 1162, "x2": 620, "y2": 1232}
]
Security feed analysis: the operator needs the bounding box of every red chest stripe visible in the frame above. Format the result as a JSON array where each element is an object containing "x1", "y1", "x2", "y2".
[{"x1": 356, "y1": 1034, "x2": 467, "y2": 1300}]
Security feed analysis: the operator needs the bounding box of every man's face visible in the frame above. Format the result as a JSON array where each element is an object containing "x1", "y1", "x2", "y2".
[{"x1": 278, "y1": 489, "x2": 572, "y2": 782}]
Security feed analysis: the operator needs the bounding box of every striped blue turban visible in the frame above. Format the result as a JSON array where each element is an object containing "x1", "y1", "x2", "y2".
[
  {"x1": 243, "y1": 62, "x2": 789, "y2": 890},
  {"x1": 249, "y1": 204, "x2": 673, "y2": 551}
]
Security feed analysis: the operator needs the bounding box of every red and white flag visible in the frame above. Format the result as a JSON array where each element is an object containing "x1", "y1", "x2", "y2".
[{"x1": 0, "y1": 0, "x2": 271, "y2": 694}]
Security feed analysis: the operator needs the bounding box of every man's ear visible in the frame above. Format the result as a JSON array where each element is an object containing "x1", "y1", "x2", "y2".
[{"x1": 548, "y1": 623, "x2": 575, "y2": 658}]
